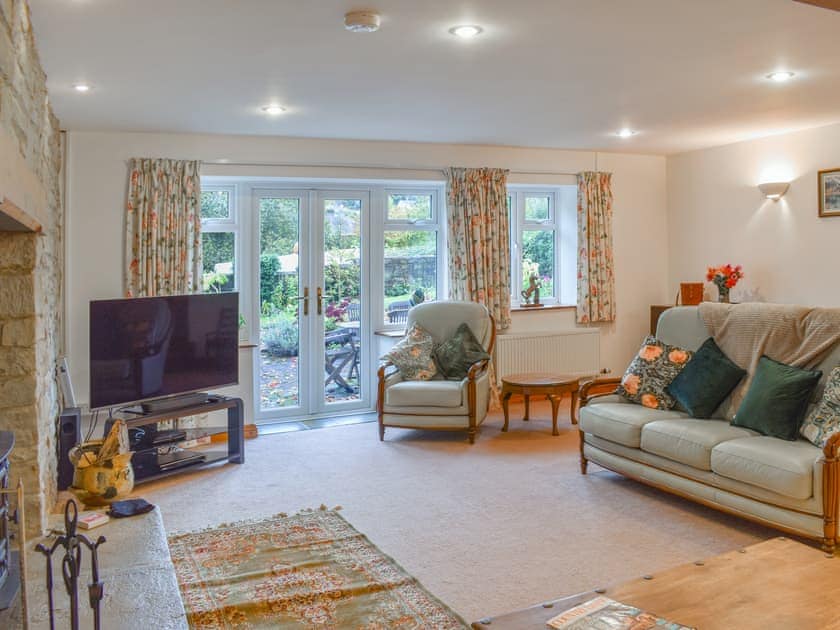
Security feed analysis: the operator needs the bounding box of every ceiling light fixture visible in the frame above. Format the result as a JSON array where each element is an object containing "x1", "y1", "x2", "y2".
[
  {"x1": 449, "y1": 25, "x2": 483, "y2": 39},
  {"x1": 73, "y1": 83, "x2": 91, "y2": 93},
  {"x1": 261, "y1": 105, "x2": 286, "y2": 115},
  {"x1": 344, "y1": 10, "x2": 381, "y2": 32},
  {"x1": 766, "y1": 71, "x2": 795, "y2": 83},
  {"x1": 616, "y1": 128, "x2": 637, "y2": 138}
]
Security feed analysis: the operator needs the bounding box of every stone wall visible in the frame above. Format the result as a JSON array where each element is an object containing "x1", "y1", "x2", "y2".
[{"x1": 0, "y1": 0, "x2": 62, "y2": 536}]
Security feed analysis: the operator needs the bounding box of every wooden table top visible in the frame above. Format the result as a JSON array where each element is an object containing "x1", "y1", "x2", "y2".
[
  {"x1": 501, "y1": 372, "x2": 580, "y2": 387},
  {"x1": 472, "y1": 537, "x2": 840, "y2": 629}
]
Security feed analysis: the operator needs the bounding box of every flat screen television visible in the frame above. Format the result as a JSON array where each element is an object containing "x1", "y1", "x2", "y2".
[{"x1": 89, "y1": 293, "x2": 239, "y2": 410}]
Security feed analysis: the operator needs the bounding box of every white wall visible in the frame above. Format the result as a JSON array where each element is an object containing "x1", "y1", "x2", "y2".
[
  {"x1": 66, "y1": 131, "x2": 668, "y2": 417},
  {"x1": 667, "y1": 122, "x2": 840, "y2": 306}
]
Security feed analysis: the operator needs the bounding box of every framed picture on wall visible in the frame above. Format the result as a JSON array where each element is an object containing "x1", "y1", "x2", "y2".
[{"x1": 818, "y1": 168, "x2": 840, "y2": 217}]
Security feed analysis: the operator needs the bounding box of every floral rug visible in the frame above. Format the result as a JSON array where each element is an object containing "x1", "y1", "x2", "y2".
[{"x1": 168, "y1": 508, "x2": 467, "y2": 629}]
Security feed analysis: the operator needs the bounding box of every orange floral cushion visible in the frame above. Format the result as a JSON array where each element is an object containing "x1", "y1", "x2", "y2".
[{"x1": 617, "y1": 336, "x2": 693, "y2": 410}]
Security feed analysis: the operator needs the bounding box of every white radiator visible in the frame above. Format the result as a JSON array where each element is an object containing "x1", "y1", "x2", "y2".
[{"x1": 494, "y1": 330, "x2": 600, "y2": 383}]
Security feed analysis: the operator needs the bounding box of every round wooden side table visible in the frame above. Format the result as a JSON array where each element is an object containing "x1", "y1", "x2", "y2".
[{"x1": 500, "y1": 373, "x2": 580, "y2": 436}]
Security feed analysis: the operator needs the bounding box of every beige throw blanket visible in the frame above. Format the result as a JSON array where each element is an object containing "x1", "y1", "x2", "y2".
[{"x1": 699, "y1": 302, "x2": 840, "y2": 419}]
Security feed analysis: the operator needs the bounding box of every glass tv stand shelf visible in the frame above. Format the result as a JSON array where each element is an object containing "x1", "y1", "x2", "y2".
[{"x1": 103, "y1": 395, "x2": 244, "y2": 484}]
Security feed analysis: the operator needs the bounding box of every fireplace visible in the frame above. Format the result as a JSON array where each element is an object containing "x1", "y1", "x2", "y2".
[{"x1": 0, "y1": 432, "x2": 17, "y2": 610}]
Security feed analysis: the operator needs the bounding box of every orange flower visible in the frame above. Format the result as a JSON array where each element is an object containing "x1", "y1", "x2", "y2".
[
  {"x1": 640, "y1": 345, "x2": 663, "y2": 361},
  {"x1": 641, "y1": 394, "x2": 659, "y2": 409},
  {"x1": 668, "y1": 349, "x2": 689, "y2": 364},
  {"x1": 622, "y1": 373, "x2": 640, "y2": 395}
]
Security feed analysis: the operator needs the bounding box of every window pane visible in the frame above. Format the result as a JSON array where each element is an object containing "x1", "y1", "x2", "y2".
[
  {"x1": 201, "y1": 190, "x2": 230, "y2": 220},
  {"x1": 525, "y1": 195, "x2": 550, "y2": 222},
  {"x1": 522, "y1": 230, "x2": 554, "y2": 297},
  {"x1": 383, "y1": 230, "x2": 437, "y2": 324},
  {"x1": 201, "y1": 232, "x2": 235, "y2": 292},
  {"x1": 387, "y1": 193, "x2": 432, "y2": 221},
  {"x1": 259, "y1": 198, "x2": 301, "y2": 410}
]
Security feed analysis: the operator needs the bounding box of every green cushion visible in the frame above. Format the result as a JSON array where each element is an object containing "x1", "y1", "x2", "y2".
[
  {"x1": 666, "y1": 338, "x2": 746, "y2": 418},
  {"x1": 732, "y1": 356, "x2": 822, "y2": 441},
  {"x1": 433, "y1": 322, "x2": 490, "y2": 380}
]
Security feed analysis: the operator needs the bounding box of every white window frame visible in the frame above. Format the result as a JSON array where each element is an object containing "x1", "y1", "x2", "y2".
[
  {"x1": 377, "y1": 187, "x2": 445, "y2": 330},
  {"x1": 200, "y1": 184, "x2": 240, "y2": 293},
  {"x1": 508, "y1": 186, "x2": 576, "y2": 307}
]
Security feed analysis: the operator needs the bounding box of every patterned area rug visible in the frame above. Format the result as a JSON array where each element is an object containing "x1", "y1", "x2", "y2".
[{"x1": 168, "y1": 508, "x2": 467, "y2": 629}]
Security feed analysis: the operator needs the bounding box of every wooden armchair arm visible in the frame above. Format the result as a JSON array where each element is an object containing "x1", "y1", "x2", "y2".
[
  {"x1": 376, "y1": 361, "x2": 399, "y2": 385},
  {"x1": 824, "y1": 432, "x2": 840, "y2": 461},
  {"x1": 466, "y1": 358, "x2": 491, "y2": 382},
  {"x1": 579, "y1": 377, "x2": 622, "y2": 407}
]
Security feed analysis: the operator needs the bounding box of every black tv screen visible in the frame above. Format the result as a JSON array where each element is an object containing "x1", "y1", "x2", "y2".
[{"x1": 89, "y1": 293, "x2": 239, "y2": 409}]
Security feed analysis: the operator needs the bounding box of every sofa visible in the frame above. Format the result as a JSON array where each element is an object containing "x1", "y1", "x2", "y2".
[{"x1": 577, "y1": 305, "x2": 840, "y2": 552}]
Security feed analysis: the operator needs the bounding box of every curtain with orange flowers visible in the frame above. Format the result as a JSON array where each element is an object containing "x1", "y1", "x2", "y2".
[
  {"x1": 445, "y1": 167, "x2": 512, "y2": 329},
  {"x1": 445, "y1": 167, "x2": 510, "y2": 407},
  {"x1": 576, "y1": 171, "x2": 616, "y2": 323},
  {"x1": 125, "y1": 158, "x2": 202, "y2": 297}
]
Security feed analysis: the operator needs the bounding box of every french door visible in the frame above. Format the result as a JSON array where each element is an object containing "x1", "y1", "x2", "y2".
[{"x1": 254, "y1": 188, "x2": 370, "y2": 421}]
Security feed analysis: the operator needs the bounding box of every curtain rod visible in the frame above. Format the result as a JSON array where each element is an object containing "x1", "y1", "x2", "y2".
[{"x1": 199, "y1": 160, "x2": 581, "y2": 177}]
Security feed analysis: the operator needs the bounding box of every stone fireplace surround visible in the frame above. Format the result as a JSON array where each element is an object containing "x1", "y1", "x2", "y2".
[{"x1": 0, "y1": 0, "x2": 63, "y2": 537}]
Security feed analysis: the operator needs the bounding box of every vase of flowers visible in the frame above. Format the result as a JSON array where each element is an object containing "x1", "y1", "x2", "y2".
[{"x1": 706, "y1": 264, "x2": 744, "y2": 303}]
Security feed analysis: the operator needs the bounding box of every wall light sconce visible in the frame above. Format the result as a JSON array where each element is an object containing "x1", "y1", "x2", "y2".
[{"x1": 758, "y1": 181, "x2": 790, "y2": 201}]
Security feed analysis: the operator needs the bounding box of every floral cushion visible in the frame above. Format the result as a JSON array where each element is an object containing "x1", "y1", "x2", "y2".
[
  {"x1": 617, "y1": 335, "x2": 693, "y2": 410},
  {"x1": 381, "y1": 324, "x2": 438, "y2": 381},
  {"x1": 800, "y1": 367, "x2": 840, "y2": 447}
]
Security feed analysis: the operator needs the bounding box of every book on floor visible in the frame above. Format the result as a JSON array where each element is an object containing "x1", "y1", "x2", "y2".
[
  {"x1": 546, "y1": 596, "x2": 693, "y2": 630},
  {"x1": 78, "y1": 512, "x2": 109, "y2": 530}
]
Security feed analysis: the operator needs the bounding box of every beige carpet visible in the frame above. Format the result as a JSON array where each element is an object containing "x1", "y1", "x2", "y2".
[{"x1": 141, "y1": 399, "x2": 777, "y2": 623}]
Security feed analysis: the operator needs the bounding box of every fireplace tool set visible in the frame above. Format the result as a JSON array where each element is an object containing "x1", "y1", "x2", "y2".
[{"x1": 35, "y1": 499, "x2": 107, "y2": 630}]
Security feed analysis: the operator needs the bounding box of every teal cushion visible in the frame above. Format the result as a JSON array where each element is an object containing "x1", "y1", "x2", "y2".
[
  {"x1": 433, "y1": 322, "x2": 490, "y2": 380},
  {"x1": 732, "y1": 356, "x2": 822, "y2": 441},
  {"x1": 666, "y1": 338, "x2": 746, "y2": 418}
]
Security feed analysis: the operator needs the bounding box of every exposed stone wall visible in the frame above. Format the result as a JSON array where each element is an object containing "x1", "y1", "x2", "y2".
[{"x1": 0, "y1": 0, "x2": 62, "y2": 536}]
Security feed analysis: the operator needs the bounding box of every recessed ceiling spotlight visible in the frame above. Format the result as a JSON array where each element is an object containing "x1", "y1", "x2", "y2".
[
  {"x1": 616, "y1": 128, "x2": 637, "y2": 138},
  {"x1": 344, "y1": 10, "x2": 381, "y2": 32},
  {"x1": 449, "y1": 25, "x2": 483, "y2": 39},
  {"x1": 766, "y1": 71, "x2": 795, "y2": 83},
  {"x1": 261, "y1": 105, "x2": 286, "y2": 115},
  {"x1": 73, "y1": 83, "x2": 91, "y2": 93}
]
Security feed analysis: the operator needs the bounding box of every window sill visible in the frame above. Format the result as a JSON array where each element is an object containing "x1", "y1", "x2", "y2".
[{"x1": 511, "y1": 304, "x2": 575, "y2": 313}]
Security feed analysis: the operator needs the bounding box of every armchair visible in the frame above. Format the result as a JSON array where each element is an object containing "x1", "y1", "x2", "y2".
[{"x1": 377, "y1": 301, "x2": 496, "y2": 444}]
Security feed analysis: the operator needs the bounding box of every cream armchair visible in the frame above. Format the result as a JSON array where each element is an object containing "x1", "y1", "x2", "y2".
[{"x1": 377, "y1": 300, "x2": 496, "y2": 444}]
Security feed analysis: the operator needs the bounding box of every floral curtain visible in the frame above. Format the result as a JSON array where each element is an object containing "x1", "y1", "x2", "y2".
[
  {"x1": 125, "y1": 158, "x2": 202, "y2": 297},
  {"x1": 445, "y1": 167, "x2": 510, "y2": 407},
  {"x1": 576, "y1": 171, "x2": 616, "y2": 323},
  {"x1": 445, "y1": 167, "x2": 512, "y2": 329}
]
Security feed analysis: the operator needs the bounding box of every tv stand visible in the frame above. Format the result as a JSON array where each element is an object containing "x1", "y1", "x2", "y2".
[
  {"x1": 140, "y1": 392, "x2": 212, "y2": 414},
  {"x1": 106, "y1": 394, "x2": 244, "y2": 484}
]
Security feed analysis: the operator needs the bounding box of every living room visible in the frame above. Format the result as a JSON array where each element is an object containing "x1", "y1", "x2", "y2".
[{"x1": 2, "y1": 0, "x2": 840, "y2": 628}]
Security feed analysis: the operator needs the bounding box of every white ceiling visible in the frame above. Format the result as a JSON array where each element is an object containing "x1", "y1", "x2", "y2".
[{"x1": 28, "y1": 0, "x2": 840, "y2": 155}]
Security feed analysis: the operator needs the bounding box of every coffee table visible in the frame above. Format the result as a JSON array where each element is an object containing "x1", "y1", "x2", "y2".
[
  {"x1": 471, "y1": 537, "x2": 840, "y2": 629},
  {"x1": 501, "y1": 373, "x2": 579, "y2": 436}
]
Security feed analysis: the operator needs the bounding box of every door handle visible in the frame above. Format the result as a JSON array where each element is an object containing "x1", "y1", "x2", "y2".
[
  {"x1": 295, "y1": 287, "x2": 309, "y2": 316},
  {"x1": 317, "y1": 287, "x2": 323, "y2": 316}
]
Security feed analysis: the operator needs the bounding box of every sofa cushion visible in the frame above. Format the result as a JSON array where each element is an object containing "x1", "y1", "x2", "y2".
[
  {"x1": 640, "y1": 419, "x2": 757, "y2": 470},
  {"x1": 732, "y1": 356, "x2": 822, "y2": 441},
  {"x1": 711, "y1": 436, "x2": 822, "y2": 500},
  {"x1": 385, "y1": 379, "x2": 463, "y2": 408},
  {"x1": 381, "y1": 323, "x2": 438, "y2": 381},
  {"x1": 433, "y1": 322, "x2": 490, "y2": 380},
  {"x1": 579, "y1": 402, "x2": 688, "y2": 448},
  {"x1": 616, "y1": 335, "x2": 693, "y2": 410},
  {"x1": 666, "y1": 337, "x2": 746, "y2": 418},
  {"x1": 801, "y1": 366, "x2": 840, "y2": 447}
]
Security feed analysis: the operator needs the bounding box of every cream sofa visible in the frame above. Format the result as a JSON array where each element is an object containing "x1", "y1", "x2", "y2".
[{"x1": 578, "y1": 306, "x2": 840, "y2": 552}]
